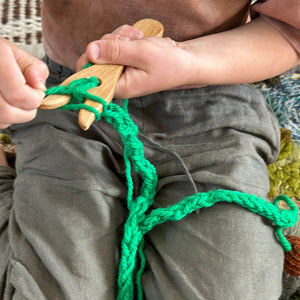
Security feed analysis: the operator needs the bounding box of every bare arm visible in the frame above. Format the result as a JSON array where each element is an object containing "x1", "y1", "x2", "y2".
[
  {"x1": 79, "y1": 16, "x2": 299, "y2": 99},
  {"x1": 184, "y1": 16, "x2": 299, "y2": 86}
]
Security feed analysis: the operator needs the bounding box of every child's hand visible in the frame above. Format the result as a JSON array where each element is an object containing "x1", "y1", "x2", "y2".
[
  {"x1": 0, "y1": 38, "x2": 49, "y2": 129},
  {"x1": 77, "y1": 17, "x2": 300, "y2": 97},
  {"x1": 77, "y1": 24, "x2": 198, "y2": 99}
]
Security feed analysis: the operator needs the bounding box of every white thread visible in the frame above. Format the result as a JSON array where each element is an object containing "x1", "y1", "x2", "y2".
[{"x1": 0, "y1": 0, "x2": 44, "y2": 57}]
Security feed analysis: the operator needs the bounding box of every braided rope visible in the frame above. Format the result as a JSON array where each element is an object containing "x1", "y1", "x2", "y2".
[{"x1": 45, "y1": 77, "x2": 299, "y2": 300}]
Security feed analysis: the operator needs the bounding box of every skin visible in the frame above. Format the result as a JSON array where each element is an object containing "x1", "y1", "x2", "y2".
[
  {"x1": 77, "y1": 16, "x2": 299, "y2": 99},
  {"x1": 41, "y1": 0, "x2": 251, "y2": 69},
  {"x1": 0, "y1": 10, "x2": 299, "y2": 161},
  {"x1": 0, "y1": 38, "x2": 48, "y2": 129}
]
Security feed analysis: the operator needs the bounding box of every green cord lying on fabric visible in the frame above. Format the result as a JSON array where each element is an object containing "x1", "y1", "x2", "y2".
[{"x1": 45, "y1": 76, "x2": 299, "y2": 300}]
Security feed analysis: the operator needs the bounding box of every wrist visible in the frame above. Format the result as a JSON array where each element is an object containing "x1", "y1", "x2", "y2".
[{"x1": 182, "y1": 17, "x2": 300, "y2": 86}]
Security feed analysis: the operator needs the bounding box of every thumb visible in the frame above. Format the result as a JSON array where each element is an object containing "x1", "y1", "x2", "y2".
[
  {"x1": 86, "y1": 39, "x2": 149, "y2": 70},
  {"x1": 11, "y1": 44, "x2": 49, "y2": 90},
  {"x1": 23, "y1": 60, "x2": 49, "y2": 91}
]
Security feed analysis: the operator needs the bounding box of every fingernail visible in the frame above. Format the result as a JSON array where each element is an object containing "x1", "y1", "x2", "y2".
[
  {"x1": 90, "y1": 43, "x2": 100, "y2": 60},
  {"x1": 35, "y1": 89, "x2": 46, "y2": 99},
  {"x1": 36, "y1": 82, "x2": 47, "y2": 91},
  {"x1": 130, "y1": 29, "x2": 143, "y2": 39}
]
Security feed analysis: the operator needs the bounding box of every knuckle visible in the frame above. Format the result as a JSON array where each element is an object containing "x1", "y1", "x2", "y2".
[
  {"x1": 164, "y1": 37, "x2": 177, "y2": 46},
  {"x1": 7, "y1": 89, "x2": 40, "y2": 109},
  {"x1": 35, "y1": 60, "x2": 49, "y2": 78},
  {"x1": 102, "y1": 33, "x2": 114, "y2": 40},
  {"x1": 7, "y1": 90, "x2": 26, "y2": 107},
  {"x1": 113, "y1": 24, "x2": 133, "y2": 37},
  {"x1": 102, "y1": 33, "x2": 121, "y2": 41},
  {"x1": 24, "y1": 59, "x2": 49, "y2": 81},
  {"x1": 119, "y1": 24, "x2": 131, "y2": 32},
  {"x1": 105, "y1": 40, "x2": 122, "y2": 62}
]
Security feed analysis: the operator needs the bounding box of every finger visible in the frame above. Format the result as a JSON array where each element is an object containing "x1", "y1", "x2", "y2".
[
  {"x1": 163, "y1": 37, "x2": 177, "y2": 46},
  {"x1": 76, "y1": 27, "x2": 143, "y2": 71},
  {"x1": 86, "y1": 38, "x2": 154, "y2": 69},
  {"x1": 12, "y1": 43, "x2": 49, "y2": 90},
  {"x1": 0, "y1": 42, "x2": 46, "y2": 110},
  {"x1": 76, "y1": 53, "x2": 90, "y2": 71},
  {"x1": 0, "y1": 94, "x2": 38, "y2": 126},
  {"x1": 107, "y1": 25, "x2": 143, "y2": 40},
  {"x1": 23, "y1": 60, "x2": 49, "y2": 90},
  {"x1": 114, "y1": 66, "x2": 149, "y2": 99},
  {"x1": 76, "y1": 34, "x2": 126, "y2": 71},
  {"x1": 111, "y1": 39, "x2": 194, "y2": 98},
  {"x1": 0, "y1": 111, "x2": 38, "y2": 128}
]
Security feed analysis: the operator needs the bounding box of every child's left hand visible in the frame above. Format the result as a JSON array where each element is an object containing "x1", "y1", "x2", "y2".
[{"x1": 76, "y1": 24, "x2": 199, "y2": 99}]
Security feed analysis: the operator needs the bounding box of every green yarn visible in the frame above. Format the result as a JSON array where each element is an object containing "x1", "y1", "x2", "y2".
[
  {"x1": 45, "y1": 77, "x2": 103, "y2": 119},
  {"x1": 45, "y1": 76, "x2": 299, "y2": 300}
]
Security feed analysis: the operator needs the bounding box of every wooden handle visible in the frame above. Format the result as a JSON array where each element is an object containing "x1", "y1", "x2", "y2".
[
  {"x1": 40, "y1": 19, "x2": 164, "y2": 131},
  {"x1": 79, "y1": 19, "x2": 164, "y2": 130}
]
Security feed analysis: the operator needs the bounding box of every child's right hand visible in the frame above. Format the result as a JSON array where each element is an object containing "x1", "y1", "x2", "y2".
[{"x1": 0, "y1": 38, "x2": 49, "y2": 129}]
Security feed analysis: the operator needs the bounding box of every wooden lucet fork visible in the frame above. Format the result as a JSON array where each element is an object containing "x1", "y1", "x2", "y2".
[{"x1": 40, "y1": 19, "x2": 164, "y2": 130}]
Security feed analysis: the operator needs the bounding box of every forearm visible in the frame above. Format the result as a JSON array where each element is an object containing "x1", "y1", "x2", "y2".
[
  {"x1": 83, "y1": 16, "x2": 299, "y2": 98},
  {"x1": 184, "y1": 16, "x2": 300, "y2": 86}
]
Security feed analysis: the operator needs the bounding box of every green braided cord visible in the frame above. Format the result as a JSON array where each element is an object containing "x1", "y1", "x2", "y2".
[{"x1": 45, "y1": 76, "x2": 299, "y2": 300}]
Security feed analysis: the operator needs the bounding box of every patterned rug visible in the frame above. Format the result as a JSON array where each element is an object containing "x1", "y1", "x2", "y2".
[
  {"x1": 255, "y1": 72, "x2": 300, "y2": 209},
  {"x1": 255, "y1": 71, "x2": 300, "y2": 300}
]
